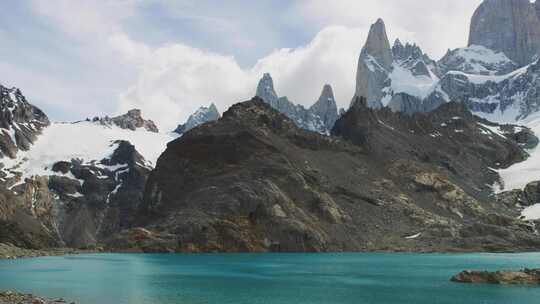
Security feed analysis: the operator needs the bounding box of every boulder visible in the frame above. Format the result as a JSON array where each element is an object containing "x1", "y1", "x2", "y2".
[{"x1": 451, "y1": 268, "x2": 540, "y2": 284}]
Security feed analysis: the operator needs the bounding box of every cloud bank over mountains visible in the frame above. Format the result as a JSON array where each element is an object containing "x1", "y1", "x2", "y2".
[{"x1": 1, "y1": 0, "x2": 482, "y2": 130}]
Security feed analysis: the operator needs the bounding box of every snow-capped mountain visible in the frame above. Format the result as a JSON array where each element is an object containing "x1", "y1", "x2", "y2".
[
  {"x1": 174, "y1": 103, "x2": 220, "y2": 135},
  {"x1": 255, "y1": 73, "x2": 338, "y2": 134},
  {"x1": 438, "y1": 45, "x2": 518, "y2": 76},
  {"x1": 0, "y1": 85, "x2": 177, "y2": 248},
  {"x1": 353, "y1": 0, "x2": 540, "y2": 123}
]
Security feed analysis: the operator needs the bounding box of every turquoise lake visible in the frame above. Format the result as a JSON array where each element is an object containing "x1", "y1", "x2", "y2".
[{"x1": 1, "y1": 253, "x2": 540, "y2": 304}]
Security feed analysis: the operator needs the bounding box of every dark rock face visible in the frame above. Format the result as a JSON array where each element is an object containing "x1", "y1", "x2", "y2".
[
  {"x1": 48, "y1": 140, "x2": 151, "y2": 248},
  {"x1": 451, "y1": 269, "x2": 540, "y2": 284},
  {"x1": 91, "y1": 109, "x2": 158, "y2": 132},
  {"x1": 108, "y1": 97, "x2": 540, "y2": 253},
  {"x1": 0, "y1": 85, "x2": 49, "y2": 158},
  {"x1": 469, "y1": 0, "x2": 540, "y2": 66}
]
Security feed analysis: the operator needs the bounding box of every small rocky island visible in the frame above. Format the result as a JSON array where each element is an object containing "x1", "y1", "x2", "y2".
[{"x1": 451, "y1": 269, "x2": 540, "y2": 285}]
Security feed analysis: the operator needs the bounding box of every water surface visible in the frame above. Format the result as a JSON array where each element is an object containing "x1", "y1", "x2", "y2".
[{"x1": 1, "y1": 253, "x2": 540, "y2": 304}]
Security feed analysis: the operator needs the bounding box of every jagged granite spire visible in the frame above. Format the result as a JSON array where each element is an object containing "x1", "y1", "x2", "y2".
[
  {"x1": 362, "y1": 18, "x2": 393, "y2": 69},
  {"x1": 309, "y1": 84, "x2": 339, "y2": 131},
  {"x1": 255, "y1": 73, "x2": 279, "y2": 108},
  {"x1": 352, "y1": 18, "x2": 393, "y2": 109},
  {"x1": 174, "y1": 103, "x2": 220, "y2": 135},
  {"x1": 468, "y1": 0, "x2": 540, "y2": 66}
]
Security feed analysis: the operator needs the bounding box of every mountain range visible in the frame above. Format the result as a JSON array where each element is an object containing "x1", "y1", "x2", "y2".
[{"x1": 2, "y1": 0, "x2": 540, "y2": 254}]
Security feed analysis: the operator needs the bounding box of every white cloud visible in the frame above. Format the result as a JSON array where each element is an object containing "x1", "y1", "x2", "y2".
[
  {"x1": 118, "y1": 26, "x2": 369, "y2": 131},
  {"x1": 293, "y1": 0, "x2": 483, "y2": 59},
  {"x1": 17, "y1": 0, "x2": 485, "y2": 132}
]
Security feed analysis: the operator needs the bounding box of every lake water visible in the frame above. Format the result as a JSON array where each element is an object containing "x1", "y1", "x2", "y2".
[{"x1": 1, "y1": 253, "x2": 540, "y2": 304}]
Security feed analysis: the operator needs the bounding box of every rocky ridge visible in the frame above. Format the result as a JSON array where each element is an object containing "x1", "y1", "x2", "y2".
[
  {"x1": 89, "y1": 109, "x2": 159, "y2": 133},
  {"x1": 105, "y1": 97, "x2": 540, "y2": 253}
]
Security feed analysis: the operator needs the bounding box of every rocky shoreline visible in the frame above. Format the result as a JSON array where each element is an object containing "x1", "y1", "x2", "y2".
[
  {"x1": 451, "y1": 269, "x2": 540, "y2": 284},
  {"x1": 0, "y1": 291, "x2": 74, "y2": 304},
  {"x1": 0, "y1": 243, "x2": 94, "y2": 260}
]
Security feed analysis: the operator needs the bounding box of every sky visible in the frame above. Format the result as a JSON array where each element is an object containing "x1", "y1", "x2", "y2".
[{"x1": 0, "y1": 0, "x2": 484, "y2": 131}]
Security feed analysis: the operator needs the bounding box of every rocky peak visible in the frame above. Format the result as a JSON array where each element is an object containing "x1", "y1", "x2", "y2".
[
  {"x1": 0, "y1": 84, "x2": 49, "y2": 158},
  {"x1": 90, "y1": 109, "x2": 159, "y2": 133},
  {"x1": 362, "y1": 18, "x2": 393, "y2": 70},
  {"x1": 468, "y1": 0, "x2": 540, "y2": 66},
  {"x1": 309, "y1": 84, "x2": 339, "y2": 131},
  {"x1": 352, "y1": 19, "x2": 393, "y2": 109},
  {"x1": 174, "y1": 103, "x2": 221, "y2": 135},
  {"x1": 256, "y1": 73, "x2": 279, "y2": 108}
]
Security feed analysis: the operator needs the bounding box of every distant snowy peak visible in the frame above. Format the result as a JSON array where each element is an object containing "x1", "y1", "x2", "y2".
[
  {"x1": 439, "y1": 45, "x2": 518, "y2": 75},
  {"x1": 88, "y1": 109, "x2": 159, "y2": 133},
  {"x1": 0, "y1": 84, "x2": 49, "y2": 159},
  {"x1": 175, "y1": 103, "x2": 220, "y2": 135},
  {"x1": 255, "y1": 74, "x2": 337, "y2": 134},
  {"x1": 309, "y1": 84, "x2": 339, "y2": 131}
]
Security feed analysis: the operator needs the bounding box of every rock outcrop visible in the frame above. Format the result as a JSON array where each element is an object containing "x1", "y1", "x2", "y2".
[
  {"x1": 468, "y1": 0, "x2": 540, "y2": 66},
  {"x1": 175, "y1": 103, "x2": 220, "y2": 135},
  {"x1": 91, "y1": 109, "x2": 159, "y2": 133},
  {"x1": 106, "y1": 97, "x2": 540, "y2": 253},
  {"x1": 255, "y1": 74, "x2": 337, "y2": 134},
  {"x1": 0, "y1": 85, "x2": 49, "y2": 158},
  {"x1": 451, "y1": 269, "x2": 540, "y2": 284}
]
